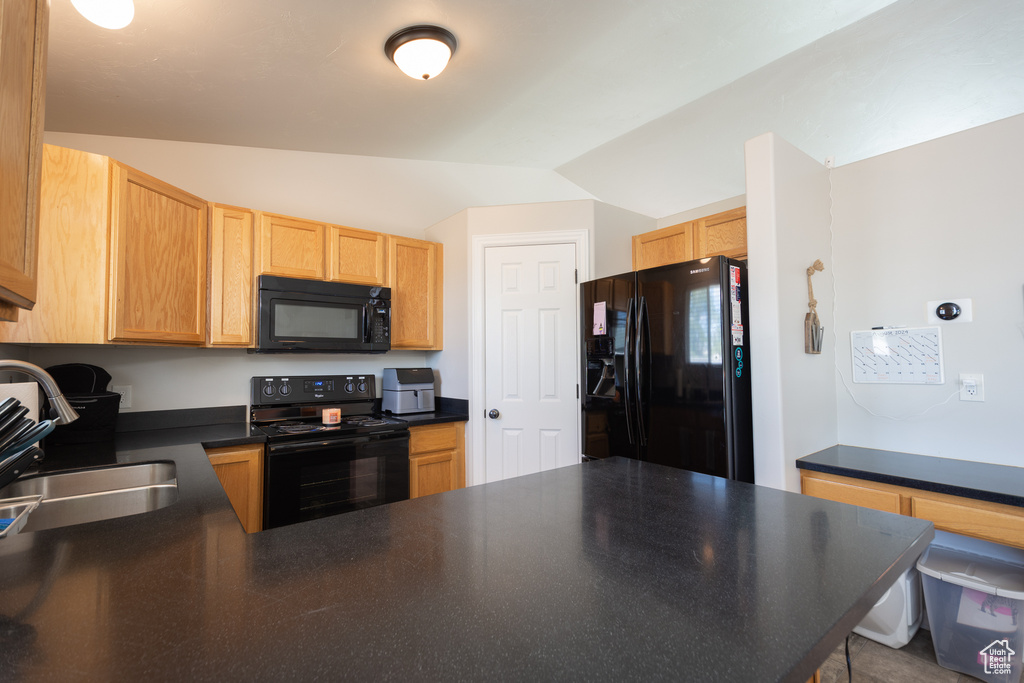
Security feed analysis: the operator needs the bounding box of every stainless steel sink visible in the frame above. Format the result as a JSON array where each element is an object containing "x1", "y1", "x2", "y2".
[{"x1": 0, "y1": 462, "x2": 178, "y2": 533}]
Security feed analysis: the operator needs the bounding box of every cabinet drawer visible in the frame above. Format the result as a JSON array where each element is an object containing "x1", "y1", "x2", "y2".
[
  {"x1": 911, "y1": 496, "x2": 1024, "y2": 549},
  {"x1": 409, "y1": 423, "x2": 457, "y2": 455},
  {"x1": 801, "y1": 476, "x2": 901, "y2": 514}
]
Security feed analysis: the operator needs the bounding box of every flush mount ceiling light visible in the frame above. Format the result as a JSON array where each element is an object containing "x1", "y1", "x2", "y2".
[
  {"x1": 385, "y1": 25, "x2": 457, "y2": 81},
  {"x1": 71, "y1": 0, "x2": 135, "y2": 29}
]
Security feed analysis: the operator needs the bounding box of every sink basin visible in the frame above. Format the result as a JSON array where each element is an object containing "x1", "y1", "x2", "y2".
[{"x1": 0, "y1": 462, "x2": 178, "y2": 533}]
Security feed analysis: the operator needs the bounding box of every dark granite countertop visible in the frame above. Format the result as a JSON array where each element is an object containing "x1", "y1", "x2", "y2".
[
  {"x1": 390, "y1": 409, "x2": 468, "y2": 427},
  {"x1": 797, "y1": 444, "x2": 1024, "y2": 508},
  {"x1": 0, "y1": 436, "x2": 931, "y2": 682}
]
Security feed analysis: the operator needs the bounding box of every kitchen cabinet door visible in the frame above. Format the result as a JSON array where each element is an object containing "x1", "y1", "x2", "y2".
[
  {"x1": 910, "y1": 494, "x2": 1024, "y2": 549},
  {"x1": 327, "y1": 225, "x2": 387, "y2": 286},
  {"x1": 800, "y1": 470, "x2": 1024, "y2": 549},
  {"x1": 0, "y1": 0, "x2": 48, "y2": 316},
  {"x1": 0, "y1": 146, "x2": 111, "y2": 344},
  {"x1": 208, "y1": 204, "x2": 254, "y2": 346},
  {"x1": 694, "y1": 207, "x2": 747, "y2": 259},
  {"x1": 206, "y1": 444, "x2": 263, "y2": 533},
  {"x1": 632, "y1": 221, "x2": 694, "y2": 270},
  {"x1": 255, "y1": 212, "x2": 325, "y2": 280},
  {"x1": 108, "y1": 163, "x2": 208, "y2": 344},
  {"x1": 410, "y1": 450, "x2": 457, "y2": 499},
  {"x1": 388, "y1": 236, "x2": 443, "y2": 349},
  {"x1": 408, "y1": 422, "x2": 465, "y2": 498}
]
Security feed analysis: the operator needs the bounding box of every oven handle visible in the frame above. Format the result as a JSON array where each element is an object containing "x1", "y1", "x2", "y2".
[{"x1": 267, "y1": 431, "x2": 409, "y2": 455}]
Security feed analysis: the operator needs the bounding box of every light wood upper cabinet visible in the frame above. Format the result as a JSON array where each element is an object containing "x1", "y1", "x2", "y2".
[
  {"x1": 0, "y1": 146, "x2": 209, "y2": 346},
  {"x1": 694, "y1": 207, "x2": 747, "y2": 260},
  {"x1": 632, "y1": 221, "x2": 693, "y2": 271},
  {"x1": 0, "y1": 0, "x2": 49, "y2": 316},
  {"x1": 632, "y1": 206, "x2": 747, "y2": 269},
  {"x1": 108, "y1": 164, "x2": 208, "y2": 344},
  {"x1": 206, "y1": 444, "x2": 263, "y2": 533},
  {"x1": 327, "y1": 225, "x2": 387, "y2": 286},
  {"x1": 208, "y1": 204, "x2": 254, "y2": 347},
  {"x1": 255, "y1": 212, "x2": 325, "y2": 280},
  {"x1": 0, "y1": 146, "x2": 110, "y2": 344},
  {"x1": 388, "y1": 235, "x2": 443, "y2": 350},
  {"x1": 3, "y1": 145, "x2": 447, "y2": 349}
]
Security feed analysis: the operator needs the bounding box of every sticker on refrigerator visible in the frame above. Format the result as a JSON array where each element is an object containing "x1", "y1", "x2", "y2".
[
  {"x1": 592, "y1": 301, "x2": 607, "y2": 335},
  {"x1": 729, "y1": 266, "x2": 743, "y2": 346}
]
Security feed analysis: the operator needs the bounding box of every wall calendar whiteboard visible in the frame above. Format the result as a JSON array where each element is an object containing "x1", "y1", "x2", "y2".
[{"x1": 851, "y1": 327, "x2": 944, "y2": 384}]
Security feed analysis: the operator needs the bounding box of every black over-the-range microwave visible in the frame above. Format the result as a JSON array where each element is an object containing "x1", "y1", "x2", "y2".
[{"x1": 253, "y1": 275, "x2": 391, "y2": 353}]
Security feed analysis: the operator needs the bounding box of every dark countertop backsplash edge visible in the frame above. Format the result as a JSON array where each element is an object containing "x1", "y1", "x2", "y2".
[{"x1": 117, "y1": 397, "x2": 469, "y2": 432}]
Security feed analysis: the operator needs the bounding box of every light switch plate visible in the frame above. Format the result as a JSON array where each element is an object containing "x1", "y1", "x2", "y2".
[{"x1": 927, "y1": 299, "x2": 972, "y2": 324}]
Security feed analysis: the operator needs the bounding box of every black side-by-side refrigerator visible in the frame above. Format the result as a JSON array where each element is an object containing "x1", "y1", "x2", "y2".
[{"x1": 580, "y1": 256, "x2": 754, "y2": 482}]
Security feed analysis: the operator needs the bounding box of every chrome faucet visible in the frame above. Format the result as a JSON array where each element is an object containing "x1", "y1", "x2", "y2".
[{"x1": 0, "y1": 360, "x2": 79, "y2": 425}]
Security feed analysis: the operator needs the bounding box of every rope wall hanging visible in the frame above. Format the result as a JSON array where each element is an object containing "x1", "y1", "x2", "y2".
[{"x1": 805, "y1": 259, "x2": 824, "y2": 354}]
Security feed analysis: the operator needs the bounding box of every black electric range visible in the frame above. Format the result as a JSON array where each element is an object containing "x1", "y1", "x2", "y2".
[{"x1": 251, "y1": 375, "x2": 410, "y2": 530}]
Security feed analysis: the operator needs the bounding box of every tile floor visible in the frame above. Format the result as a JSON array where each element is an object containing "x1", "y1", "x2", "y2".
[{"x1": 818, "y1": 628, "x2": 1021, "y2": 683}]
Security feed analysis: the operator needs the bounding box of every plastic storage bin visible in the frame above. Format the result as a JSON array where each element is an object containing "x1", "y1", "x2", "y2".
[
  {"x1": 917, "y1": 530, "x2": 1024, "y2": 683},
  {"x1": 853, "y1": 566, "x2": 922, "y2": 648}
]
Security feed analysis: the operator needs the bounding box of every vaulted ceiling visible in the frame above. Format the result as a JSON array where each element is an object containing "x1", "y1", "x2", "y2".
[{"x1": 45, "y1": 0, "x2": 1024, "y2": 217}]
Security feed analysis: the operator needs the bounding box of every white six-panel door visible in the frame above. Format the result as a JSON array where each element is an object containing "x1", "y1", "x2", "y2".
[{"x1": 483, "y1": 243, "x2": 579, "y2": 482}]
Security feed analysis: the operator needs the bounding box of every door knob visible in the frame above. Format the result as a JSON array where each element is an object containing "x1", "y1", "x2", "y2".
[{"x1": 488, "y1": 409, "x2": 500, "y2": 419}]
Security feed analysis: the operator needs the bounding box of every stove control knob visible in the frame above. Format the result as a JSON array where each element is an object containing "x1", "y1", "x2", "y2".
[
  {"x1": 262, "y1": 384, "x2": 276, "y2": 397},
  {"x1": 344, "y1": 382, "x2": 355, "y2": 393},
  {"x1": 279, "y1": 384, "x2": 292, "y2": 396},
  {"x1": 357, "y1": 381, "x2": 367, "y2": 393}
]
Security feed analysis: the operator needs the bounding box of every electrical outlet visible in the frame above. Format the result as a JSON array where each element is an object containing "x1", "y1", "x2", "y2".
[
  {"x1": 112, "y1": 385, "x2": 132, "y2": 409},
  {"x1": 958, "y1": 374, "x2": 984, "y2": 402}
]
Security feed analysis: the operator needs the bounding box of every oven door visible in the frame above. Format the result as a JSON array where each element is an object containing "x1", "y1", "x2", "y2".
[{"x1": 264, "y1": 431, "x2": 410, "y2": 530}]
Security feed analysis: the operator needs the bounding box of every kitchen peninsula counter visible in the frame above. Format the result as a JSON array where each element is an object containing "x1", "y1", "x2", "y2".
[
  {"x1": 0, "y1": 437, "x2": 931, "y2": 681},
  {"x1": 797, "y1": 444, "x2": 1024, "y2": 508}
]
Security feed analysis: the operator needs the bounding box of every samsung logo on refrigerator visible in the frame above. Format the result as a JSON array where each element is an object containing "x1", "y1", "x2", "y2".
[{"x1": 689, "y1": 267, "x2": 710, "y2": 274}]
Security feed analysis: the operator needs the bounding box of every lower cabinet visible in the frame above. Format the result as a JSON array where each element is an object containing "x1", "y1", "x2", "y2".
[
  {"x1": 800, "y1": 470, "x2": 1024, "y2": 549},
  {"x1": 408, "y1": 422, "x2": 465, "y2": 499},
  {"x1": 206, "y1": 444, "x2": 264, "y2": 533}
]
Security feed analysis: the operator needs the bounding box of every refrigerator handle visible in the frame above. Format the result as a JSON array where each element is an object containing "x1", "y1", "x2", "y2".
[
  {"x1": 623, "y1": 297, "x2": 637, "y2": 445},
  {"x1": 636, "y1": 295, "x2": 650, "y2": 446}
]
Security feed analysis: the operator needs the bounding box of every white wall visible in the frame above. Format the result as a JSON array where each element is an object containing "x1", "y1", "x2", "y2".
[
  {"x1": 746, "y1": 133, "x2": 837, "y2": 491},
  {"x1": 830, "y1": 114, "x2": 1024, "y2": 466},
  {"x1": 424, "y1": 211, "x2": 470, "y2": 400},
  {"x1": 43, "y1": 132, "x2": 596, "y2": 238},
  {"x1": 593, "y1": 202, "x2": 656, "y2": 278},
  {"x1": 19, "y1": 345, "x2": 428, "y2": 412},
  {"x1": 657, "y1": 195, "x2": 746, "y2": 229}
]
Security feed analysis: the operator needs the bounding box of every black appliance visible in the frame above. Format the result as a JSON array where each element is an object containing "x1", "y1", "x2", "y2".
[
  {"x1": 45, "y1": 363, "x2": 120, "y2": 444},
  {"x1": 251, "y1": 374, "x2": 410, "y2": 530},
  {"x1": 254, "y1": 275, "x2": 391, "y2": 353},
  {"x1": 580, "y1": 256, "x2": 753, "y2": 482}
]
